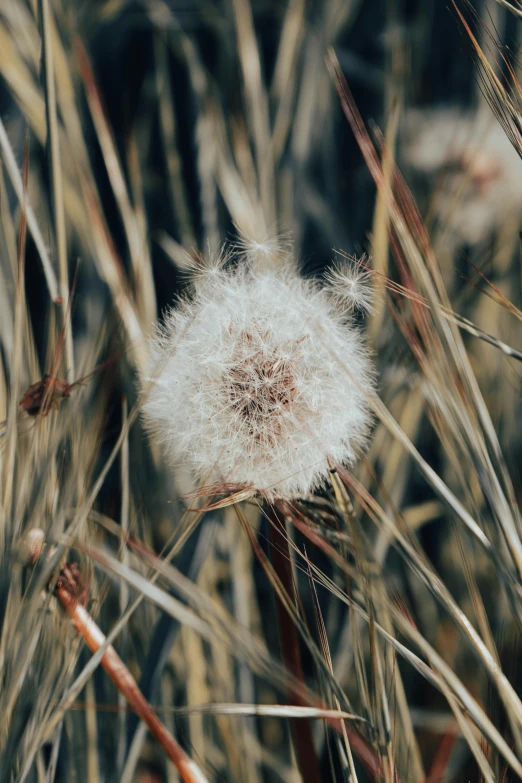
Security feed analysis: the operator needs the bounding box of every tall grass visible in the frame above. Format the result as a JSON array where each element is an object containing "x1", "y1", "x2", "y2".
[{"x1": 1, "y1": 0, "x2": 522, "y2": 781}]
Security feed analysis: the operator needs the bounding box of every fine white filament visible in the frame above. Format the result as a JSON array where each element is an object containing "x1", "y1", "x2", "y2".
[{"x1": 142, "y1": 249, "x2": 375, "y2": 499}]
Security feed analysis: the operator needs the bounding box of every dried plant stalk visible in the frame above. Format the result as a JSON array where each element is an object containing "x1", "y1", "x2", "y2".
[
  {"x1": 267, "y1": 506, "x2": 322, "y2": 783},
  {"x1": 54, "y1": 567, "x2": 209, "y2": 783}
]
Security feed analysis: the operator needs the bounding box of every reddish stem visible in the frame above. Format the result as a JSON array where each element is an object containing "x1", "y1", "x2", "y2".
[
  {"x1": 55, "y1": 581, "x2": 208, "y2": 783},
  {"x1": 267, "y1": 505, "x2": 322, "y2": 783},
  {"x1": 425, "y1": 731, "x2": 457, "y2": 783}
]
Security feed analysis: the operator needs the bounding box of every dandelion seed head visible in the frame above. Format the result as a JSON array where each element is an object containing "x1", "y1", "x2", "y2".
[
  {"x1": 403, "y1": 108, "x2": 522, "y2": 245},
  {"x1": 324, "y1": 261, "x2": 375, "y2": 315},
  {"x1": 142, "y1": 251, "x2": 375, "y2": 499}
]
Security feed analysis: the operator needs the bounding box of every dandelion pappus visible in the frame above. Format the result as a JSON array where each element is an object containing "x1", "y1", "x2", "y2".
[{"x1": 142, "y1": 240, "x2": 375, "y2": 500}]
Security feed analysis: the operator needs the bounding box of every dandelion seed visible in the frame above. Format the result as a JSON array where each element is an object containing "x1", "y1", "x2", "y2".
[
  {"x1": 324, "y1": 261, "x2": 375, "y2": 315},
  {"x1": 233, "y1": 229, "x2": 293, "y2": 270},
  {"x1": 177, "y1": 245, "x2": 232, "y2": 291},
  {"x1": 142, "y1": 247, "x2": 375, "y2": 499}
]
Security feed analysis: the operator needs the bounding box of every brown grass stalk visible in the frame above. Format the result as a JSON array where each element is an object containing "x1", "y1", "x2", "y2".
[
  {"x1": 54, "y1": 566, "x2": 209, "y2": 783},
  {"x1": 236, "y1": 502, "x2": 384, "y2": 780},
  {"x1": 267, "y1": 504, "x2": 322, "y2": 783}
]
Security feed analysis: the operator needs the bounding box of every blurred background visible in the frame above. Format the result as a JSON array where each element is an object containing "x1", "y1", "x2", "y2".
[{"x1": 1, "y1": 0, "x2": 522, "y2": 781}]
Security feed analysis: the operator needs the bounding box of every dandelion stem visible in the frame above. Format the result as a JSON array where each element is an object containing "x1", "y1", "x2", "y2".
[{"x1": 267, "y1": 504, "x2": 322, "y2": 783}]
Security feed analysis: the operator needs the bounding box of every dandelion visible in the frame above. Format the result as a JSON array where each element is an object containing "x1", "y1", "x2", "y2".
[
  {"x1": 142, "y1": 245, "x2": 374, "y2": 499},
  {"x1": 324, "y1": 259, "x2": 375, "y2": 315},
  {"x1": 402, "y1": 108, "x2": 522, "y2": 245}
]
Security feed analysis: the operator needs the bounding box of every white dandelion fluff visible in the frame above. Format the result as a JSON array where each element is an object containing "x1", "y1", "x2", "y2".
[
  {"x1": 232, "y1": 229, "x2": 294, "y2": 270},
  {"x1": 174, "y1": 245, "x2": 231, "y2": 291},
  {"x1": 142, "y1": 248, "x2": 375, "y2": 499},
  {"x1": 324, "y1": 260, "x2": 375, "y2": 315}
]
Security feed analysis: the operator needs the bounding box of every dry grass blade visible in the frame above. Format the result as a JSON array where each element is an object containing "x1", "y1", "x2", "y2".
[
  {"x1": 231, "y1": 0, "x2": 274, "y2": 226},
  {"x1": 297, "y1": 545, "x2": 522, "y2": 780},
  {"x1": 266, "y1": 505, "x2": 322, "y2": 783},
  {"x1": 74, "y1": 39, "x2": 156, "y2": 329},
  {"x1": 85, "y1": 529, "x2": 384, "y2": 779},
  {"x1": 1, "y1": 131, "x2": 28, "y2": 521},
  {"x1": 1, "y1": 3, "x2": 522, "y2": 780},
  {"x1": 492, "y1": 0, "x2": 522, "y2": 18},
  {"x1": 0, "y1": 119, "x2": 58, "y2": 302},
  {"x1": 327, "y1": 49, "x2": 522, "y2": 584},
  {"x1": 154, "y1": 35, "x2": 196, "y2": 249},
  {"x1": 38, "y1": 0, "x2": 73, "y2": 378},
  {"x1": 341, "y1": 470, "x2": 522, "y2": 749},
  {"x1": 174, "y1": 703, "x2": 363, "y2": 720}
]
